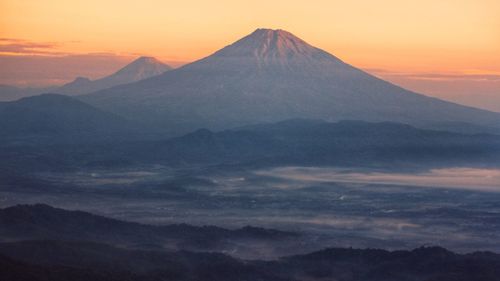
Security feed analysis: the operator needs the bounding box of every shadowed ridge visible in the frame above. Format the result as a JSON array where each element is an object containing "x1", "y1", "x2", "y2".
[
  {"x1": 0, "y1": 204, "x2": 297, "y2": 248},
  {"x1": 0, "y1": 93, "x2": 132, "y2": 137}
]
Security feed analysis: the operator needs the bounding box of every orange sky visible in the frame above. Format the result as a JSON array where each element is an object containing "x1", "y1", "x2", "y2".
[{"x1": 1, "y1": 0, "x2": 500, "y2": 110}]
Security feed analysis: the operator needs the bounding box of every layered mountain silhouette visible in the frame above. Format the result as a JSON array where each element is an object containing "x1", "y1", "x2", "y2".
[
  {"x1": 0, "y1": 204, "x2": 296, "y2": 253},
  {"x1": 0, "y1": 94, "x2": 131, "y2": 137},
  {"x1": 55, "y1": 56, "x2": 172, "y2": 95},
  {"x1": 1, "y1": 204, "x2": 500, "y2": 281},
  {"x1": 0, "y1": 57, "x2": 171, "y2": 101},
  {"x1": 2, "y1": 119, "x2": 498, "y2": 172},
  {"x1": 138, "y1": 119, "x2": 500, "y2": 168},
  {"x1": 81, "y1": 28, "x2": 500, "y2": 135},
  {"x1": 3, "y1": 240, "x2": 500, "y2": 281}
]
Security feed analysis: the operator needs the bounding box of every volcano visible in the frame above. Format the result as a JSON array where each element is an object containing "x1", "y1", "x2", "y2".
[
  {"x1": 81, "y1": 29, "x2": 500, "y2": 135},
  {"x1": 56, "y1": 56, "x2": 172, "y2": 95}
]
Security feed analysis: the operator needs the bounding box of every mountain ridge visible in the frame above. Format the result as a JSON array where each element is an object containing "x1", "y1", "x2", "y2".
[
  {"x1": 1, "y1": 205, "x2": 499, "y2": 281},
  {"x1": 1, "y1": 119, "x2": 499, "y2": 171},
  {"x1": 0, "y1": 203, "x2": 297, "y2": 253}
]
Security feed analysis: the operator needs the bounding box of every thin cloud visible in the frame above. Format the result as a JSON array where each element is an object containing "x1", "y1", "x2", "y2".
[
  {"x1": 0, "y1": 38, "x2": 26, "y2": 43},
  {"x1": 407, "y1": 73, "x2": 500, "y2": 82},
  {"x1": 0, "y1": 38, "x2": 66, "y2": 55},
  {"x1": 364, "y1": 68, "x2": 500, "y2": 82},
  {"x1": 256, "y1": 167, "x2": 500, "y2": 192}
]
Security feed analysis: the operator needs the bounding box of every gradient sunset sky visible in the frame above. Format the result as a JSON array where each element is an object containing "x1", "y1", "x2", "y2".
[{"x1": 1, "y1": 0, "x2": 499, "y2": 111}]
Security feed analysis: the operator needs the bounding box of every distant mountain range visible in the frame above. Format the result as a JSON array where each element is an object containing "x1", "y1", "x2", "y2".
[
  {"x1": 138, "y1": 119, "x2": 500, "y2": 168},
  {"x1": 0, "y1": 29, "x2": 499, "y2": 172},
  {"x1": 2, "y1": 30, "x2": 499, "y2": 136},
  {"x1": 0, "y1": 56, "x2": 171, "y2": 101},
  {"x1": 1, "y1": 204, "x2": 499, "y2": 281},
  {"x1": 79, "y1": 28, "x2": 500, "y2": 135},
  {"x1": 2, "y1": 118, "x2": 499, "y2": 172}
]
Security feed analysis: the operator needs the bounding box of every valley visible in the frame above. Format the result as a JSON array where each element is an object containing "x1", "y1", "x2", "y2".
[{"x1": 2, "y1": 164, "x2": 500, "y2": 256}]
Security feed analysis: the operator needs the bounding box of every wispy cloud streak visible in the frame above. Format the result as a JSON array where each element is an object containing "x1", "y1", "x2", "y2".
[{"x1": 0, "y1": 38, "x2": 67, "y2": 55}]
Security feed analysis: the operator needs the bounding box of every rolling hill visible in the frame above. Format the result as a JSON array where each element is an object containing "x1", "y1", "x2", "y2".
[{"x1": 0, "y1": 94, "x2": 131, "y2": 138}]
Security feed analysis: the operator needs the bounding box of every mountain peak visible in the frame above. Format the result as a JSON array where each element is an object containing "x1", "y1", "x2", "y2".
[
  {"x1": 207, "y1": 28, "x2": 342, "y2": 66},
  {"x1": 251, "y1": 28, "x2": 302, "y2": 40},
  {"x1": 251, "y1": 28, "x2": 298, "y2": 36},
  {"x1": 248, "y1": 28, "x2": 311, "y2": 55},
  {"x1": 130, "y1": 56, "x2": 163, "y2": 65},
  {"x1": 107, "y1": 56, "x2": 172, "y2": 83},
  {"x1": 117, "y1": 56, "x2": 170, "y2": 74},
  {"x1": 71, "y1": 76, "x2": 91, "y2": 85},
  {"x1": 54, "y1": 56, "x2": 172, "y2": 95}
]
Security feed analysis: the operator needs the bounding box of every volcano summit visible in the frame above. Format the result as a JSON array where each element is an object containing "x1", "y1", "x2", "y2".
[{"x1": 81, "y1": 29, "x2": 500, "y2": 135}]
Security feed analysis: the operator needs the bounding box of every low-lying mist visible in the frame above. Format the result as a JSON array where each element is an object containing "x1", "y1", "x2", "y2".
[
  {"x1": 256, "y1": 167, "x2": 500, "y2": 192},
  {"x1": 2, "y1": 165, "x2": 500, "y2": 254}
]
